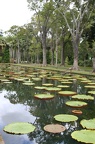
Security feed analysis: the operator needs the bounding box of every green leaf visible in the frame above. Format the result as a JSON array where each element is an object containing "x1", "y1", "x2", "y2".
[
  {"x1": 71, "y1": 130, "x2": 95, "y2": 143},
  {"x1": 71, "y1": 94, "x2": 94, "y2": 100},
  {"x1": 65, "y1": 100, "x2": 87, "y2": 107},
  {"x1": 58, "y1": 91, "x2": 77, "y2": 96},
  {"x1": 3, "y1": 122, "x2": 36, "y2": 134},
  {"x1": 34, "y1": 93, "x2": 54, "y2": 99},
  {"x1": 80, "y1": 119, "x2": 95, "y2": 130},
  {"x1": 54, "y1": 114, "x2": 78, "y2": 122}
]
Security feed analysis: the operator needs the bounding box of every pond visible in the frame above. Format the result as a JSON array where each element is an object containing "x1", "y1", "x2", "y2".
[{"x1": 0, "y1": 65, "x2": 95, "y2": 144}]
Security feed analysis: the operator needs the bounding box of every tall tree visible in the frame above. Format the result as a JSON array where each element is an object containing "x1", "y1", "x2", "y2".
[
  {"x1": 55, "y1": 0, "x2": 95, "y2": 70},
  {"x1": 27, "y1": 0, "x2": 55, "y2": 66}
]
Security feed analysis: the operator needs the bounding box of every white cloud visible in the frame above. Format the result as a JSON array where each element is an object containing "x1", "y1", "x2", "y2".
[{"x1": 0, "y1": 0, "x2": 32, "y2": 31}]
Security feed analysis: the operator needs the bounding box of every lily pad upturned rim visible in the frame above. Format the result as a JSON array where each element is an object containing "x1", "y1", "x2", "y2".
[
  {"x1": 71, "y1": 129, "x2": 95, "y2": 144},
  {"x1": 54, "y1": 114, "x2": 78, "y2": 122},
  {"x1": 3, "y1": 122, "x2": 36, "y2": 135},
  {"x1": 44, "y1": 124, "x2": 66, "y2": 133}
]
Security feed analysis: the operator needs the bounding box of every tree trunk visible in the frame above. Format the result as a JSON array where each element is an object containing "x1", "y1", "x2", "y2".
[
  {"x1": 41, "y1": 28, "x2": 47, "y2": 66},
  {"x1": 92, "y1": 57, "x2": 95, "y2": 72},
  {"x1": 61, "y1": 40, "x2": 65, "y2": 66},
  {"x1": 72, "y1": 37, "x2": 79, "y2": 70},
  {"x1": 51, "y1": 48, "x2": 54, "y2": 65}
]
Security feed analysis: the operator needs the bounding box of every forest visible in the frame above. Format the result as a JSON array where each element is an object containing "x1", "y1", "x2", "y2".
[{"x1": 0, "y1": 0, "x2": 95, "y2": 71}]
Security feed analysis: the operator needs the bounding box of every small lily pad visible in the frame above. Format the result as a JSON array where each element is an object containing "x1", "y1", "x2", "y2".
[
  {"x1": 3, "y1": 122, "x2": 36, "y2": 134},
  {"x1": 80, "y1": 119, "x2": 95, "y2": 130},
  {"x1": 71, "y1": 129, "x2": 95, "y2": 143},
  {"x1": 66, "y1": 100, "x2": 87, "y2": 107},
  {"x1": 54, "y1": 114, "x2": 78, "y2": 122},
  {"x1": 58, "y1": 91, "x2": 77, "y2": 96},
  {"x1": 71, "y1": 94, "x2": 94, "y2": 100},
  {"x1": 72, "y1": 110, "x2": 82, "y2": 115},
  {"x1": 34, "y1": 93, "x2": 54, "y2": 100},
  {"x1": 44, "y1": 124, "x2": 65, "y2": 133}
]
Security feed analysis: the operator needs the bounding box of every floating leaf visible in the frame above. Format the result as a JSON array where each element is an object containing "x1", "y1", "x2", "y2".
[
  {"x1": 34, "y1": 93, "x2": 54, "y2": 100},
  {"x1": 45, "y1": 87, "x2": 61, "y2": 91},
  {"x1": 80, "y1": 119, "x2": 95, "y2": 130},
  {"x1": 3, "y1": 122, "x2": 36, "y2": 134},
  {"x1": 66, "y1": 100, "x2": 87, "y2": 107},
  {"x1": 0, "y1": 135, "x2": 4, "y2": 144},
  {"x1": 71, "y1": 94, "x2": 94, "y2": 100},
  {"x1": 32, "y1": 78, "x2": 41, "y2": 81},
  {"x1": 54, "y1": 114, "x2": 78, "y2": 122},
  {"x1": 22, "y1": 82, "x2": 35, "y2": 86},
  {"x1": 58, "y1": 91, "x2": 77, "y2": 96},
  {"x1": 57, "y1": 85, "x2": 69, "y2": 88},
  {"x1": 34, "y1": 86, "x2": 46, "y2": 90},
  {"x1": 84, "y1": 85, "x2": 95, "y2": 89},
  {"x1": 71, "y1": 130, "x2": 95, "y2": 143},
  {"x1": 42, "y1": 83, "x2": 53, "y2": 86},
  {"x1": 88, "y1": 91, "x2": 95, "y2": 95},
  {"x1": 44, "y1": 124, "x2": 65, "y2": 133},
  {"x1": 72, "y1": 110, "x2": 82, "y2": 115}
]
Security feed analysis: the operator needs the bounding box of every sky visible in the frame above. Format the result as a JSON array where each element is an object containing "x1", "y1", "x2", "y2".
[{"x1": 0, "y1": 0, "x2": 33, "y2": 32}]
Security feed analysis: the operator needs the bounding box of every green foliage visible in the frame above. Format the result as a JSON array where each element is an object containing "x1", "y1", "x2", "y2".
[{"x1": 2, "y1": 45, "x2": 10, "y2": 63}]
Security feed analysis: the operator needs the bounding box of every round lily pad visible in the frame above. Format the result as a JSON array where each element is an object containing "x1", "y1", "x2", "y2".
[
  {"x1": 45, "y1": 87, "x2": 61, "y2": 91},
  {"x1": 54, "y1": 114, "x2": 78, "y2": 122},
  {"x1": 3, "y1": 122, "x2": 36, "y2": 134},
  {"x1": 42, "y1": 83, "x2": 53, "y2": 86},
  {"x1": 84, "y1": 85, "x2": 95, "y2": 89},
  {"x1": 72, "y1": 110, "x2": 82, "y2": 115},
  {"x1": 32, "y1": 78, "x2": 41, "y2": 81},
  {"x1": 44, "y1": 124, "x2": 65, "y2": 133},
  {"x1": 58, "y1": 91, "x2": 77, "y2": 96},
  {"x1": 34, "y1": 86, "x2": 46, "y2": 90},
  {"x1": 22, "y1": 82, "x2": 35, "y2": 86},
  {"x1": 71, "y1": 129, "x2": 95, "y2": 143},
  {"x1": 66, "y1": 100, "x2": 87, "y2": 107},
  {"x1": 71, "y1": 94, "x2": 94, "y2": 100},
  {"x1": 88, "y1": 91, "x2": 95, "y2": 95},
  {"x1": 57, "y1": 85, "x2": 69, "y2": 88},
  {"x1": 80, "y1": 119, "x2": 95, "y2": 130},
  {"x1": 34, "y1": 93, "x2": 54, "y2": 100}
]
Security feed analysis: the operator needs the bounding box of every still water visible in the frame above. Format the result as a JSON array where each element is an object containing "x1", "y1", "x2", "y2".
[{"x1": 0, "y1": 66, "x2": 95, "y2": 144}]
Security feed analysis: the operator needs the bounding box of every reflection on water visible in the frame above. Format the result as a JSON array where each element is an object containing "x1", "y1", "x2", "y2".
[{"x1": 0, "y1": 66, "x2": 95, "y2": 144}]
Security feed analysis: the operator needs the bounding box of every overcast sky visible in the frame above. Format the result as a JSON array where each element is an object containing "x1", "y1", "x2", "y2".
[{"x1": 0, "y1": 0, "x2": 33, "y2": 32}]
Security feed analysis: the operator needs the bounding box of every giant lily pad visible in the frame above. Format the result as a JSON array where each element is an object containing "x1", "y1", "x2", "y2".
[
  {"x1": 54, "y1": 114, "x2": 78, "y2": 122},
  {"x1": 80, "y1": 119, "x2": 95, "y2": 130},
  {"x1": 34, "y1": 86, "x2": 46, "y2": 90},
  {"x1": 3, "y1": 122, "x2": 36, "y2": 134},
  {"x1": 84, "y1": 85, "x2": 95, "y2": 89},
  {"x1": 34, "y1": 93, "x2": 54, "y2": 100},
  {"x1": 58, "y1": 91, "x2": 77, "y2": 96},
  {"x1": 66, "y1": 100, "x2": 87, "y2": 107},
  {"x1": 45, "y1": 87, "x2": 61, "y2": 91},
  {"x1": 0, "y1": 135, "x2": 4, "y2": 144},
  {"x1": 71, "y1": 94, "x2": 94, "y2": 100},
  {"x1": 88, "y1": 91, "x2": 95, "y2": 95},
  {"x1": 42, "y1": 83, "x2": 53, "y2": 86},
  {"x1": 57, "y1": 85, "x2": 69, "y2": 88},
  {"x1": 71, "y1": 129, "x2": 95, "y2": 143},
  {"x1": 44, "y1": 124, "x2": 65, "y2": 133},
  {"x1": 22, "y1": 82, "x2": 35, "y2": 86}
]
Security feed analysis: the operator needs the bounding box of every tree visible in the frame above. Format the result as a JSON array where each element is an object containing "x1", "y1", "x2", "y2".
[
  {"x1": 27, "y1": 0, "x2": 55, "y2": 66},
  {"x1": 55, "y1": 0, "x2": 95, "y2": 70}
]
